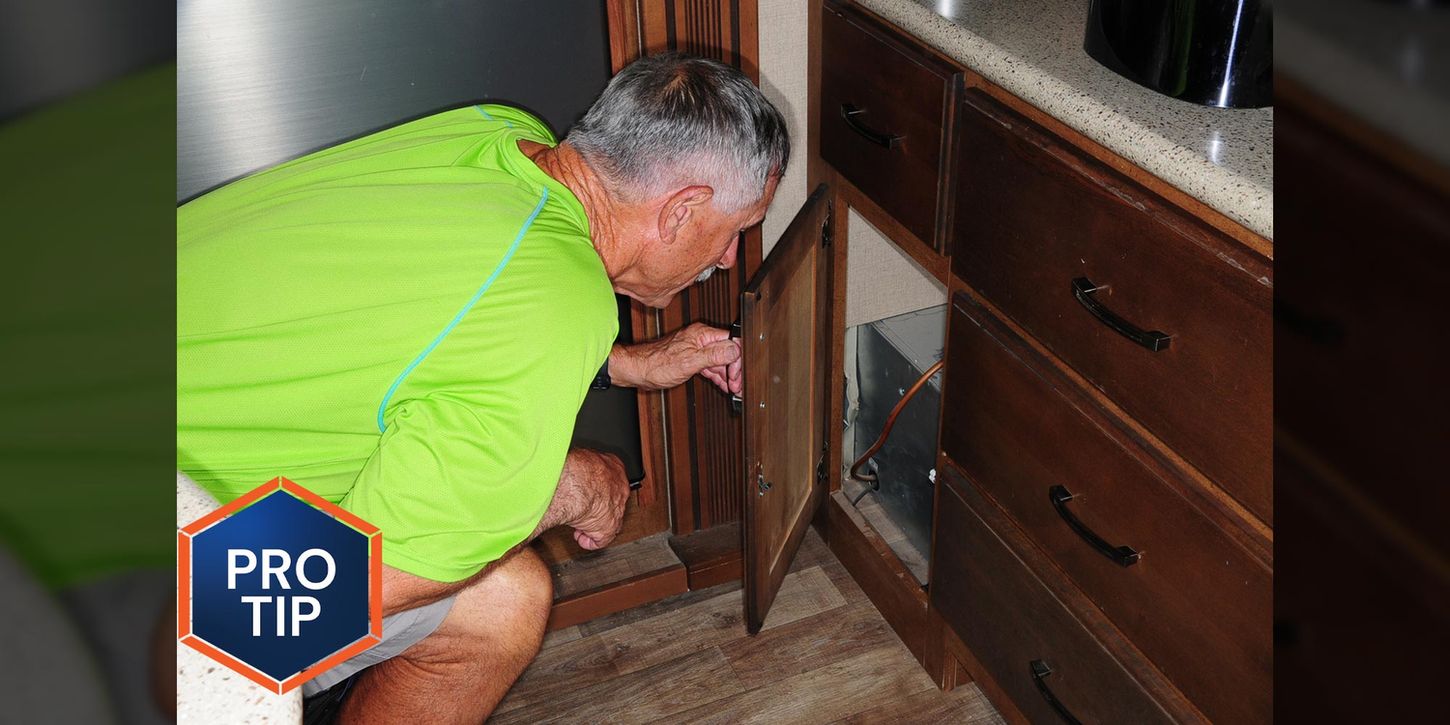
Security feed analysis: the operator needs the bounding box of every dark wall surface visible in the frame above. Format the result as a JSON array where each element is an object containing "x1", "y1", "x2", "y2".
[{"x1": 178, "y1": 0, "x2": 612, "y2": 201}]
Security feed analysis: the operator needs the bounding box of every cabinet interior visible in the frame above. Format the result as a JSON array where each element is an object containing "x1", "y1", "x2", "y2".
[{"x1": 838, "y1": 208, "x2": 945, "y2": 587}]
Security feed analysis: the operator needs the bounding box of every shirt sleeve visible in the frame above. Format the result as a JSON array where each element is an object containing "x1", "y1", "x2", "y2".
[{"x1": 338, "y1": 394, "x2": 557, "y2": 582}]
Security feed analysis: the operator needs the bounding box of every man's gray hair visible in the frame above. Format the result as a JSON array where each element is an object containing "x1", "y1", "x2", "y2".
[{"x1": 567, "y1": 53, "x2": 790, "y2": 212}]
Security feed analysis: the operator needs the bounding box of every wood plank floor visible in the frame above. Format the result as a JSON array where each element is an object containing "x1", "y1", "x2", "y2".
[{"x1": 494, "y1": 529, "x2": 1004, "y2": 724}]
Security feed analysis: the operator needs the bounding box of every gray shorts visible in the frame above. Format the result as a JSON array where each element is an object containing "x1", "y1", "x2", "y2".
[{"x1": 302, "y1": 594, "x2": 458, "y2": 697}]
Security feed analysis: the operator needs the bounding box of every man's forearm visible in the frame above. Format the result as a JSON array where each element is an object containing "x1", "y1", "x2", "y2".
[
  {"x1": 606, "y1": 342, "x2": 651, "y2": 389},
  {"x1": 607, "y1": 323, "x2": 741, "y2": 392},
  {"x1": 530, "y1": 449, "x2": 595, "y2": 537}
]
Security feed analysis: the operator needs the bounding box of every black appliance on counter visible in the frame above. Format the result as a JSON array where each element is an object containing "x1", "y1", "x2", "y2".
[{"x1": 1085, "y1": 0, "x2": 1273, "y2": 108}]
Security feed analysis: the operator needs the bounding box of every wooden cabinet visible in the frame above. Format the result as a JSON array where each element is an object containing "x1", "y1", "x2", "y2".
[
  {"x1": 943, "y1": 292, "x2": 1270, "y2": 723},
  {"x1": 934, "y1": 466, "x2": 1190, "y2": 724},
  {"x1": 952, "y1": 88, "x2": 1273, "y2": 522},
  {"x1": 594, "y1": 4, "x2": 1272, "y2": 722},
  {"x1": 820, "y1": 0, "x2": 962, "y2": 251},
  {"x1": 808, "y1": 2, "x2": 1272, "y2": 723},
  {"x1": 740, "y1": 185, "x2": 836, "y2": 632}
]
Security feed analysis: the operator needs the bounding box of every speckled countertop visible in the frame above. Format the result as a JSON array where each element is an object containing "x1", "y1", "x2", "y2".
[{"x1": 854, "y1": 0, "x2": 1274, "y2": 241}]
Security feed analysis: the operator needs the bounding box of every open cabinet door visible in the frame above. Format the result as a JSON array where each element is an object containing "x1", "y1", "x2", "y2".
[{"x1": 741, "y1": 183, "x2": 834, "y2": 634}]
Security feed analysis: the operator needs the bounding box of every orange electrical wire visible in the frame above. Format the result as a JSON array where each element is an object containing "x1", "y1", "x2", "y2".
[{"x1": 848, "y1": 359, "x2": 945, "y2": 484}]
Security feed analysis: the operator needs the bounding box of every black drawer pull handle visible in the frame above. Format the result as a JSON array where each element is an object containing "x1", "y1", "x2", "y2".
[
  {"x1": 1050, "y1": 485, "x2": 1140, "y2": 567},
  {"x1": 840, "y1": 103, "x2": 902, "y2": 149},
  {"x1": 1030, "y1": 660, "x2": 1084, "y2": 725},
  {"x1": 1071, "y1": 277, "x2": 1171, "y2": 352}
]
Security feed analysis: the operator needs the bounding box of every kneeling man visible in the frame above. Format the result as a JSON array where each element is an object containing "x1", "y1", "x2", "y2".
[{"x1": 177, "y1": 53, "x2": 788, "y2": 722}]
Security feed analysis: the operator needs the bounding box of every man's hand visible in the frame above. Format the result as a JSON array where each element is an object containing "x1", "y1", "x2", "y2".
[
  {"x1": 609, "y1": 322, "x2": 743, "y2": 395},
  {"x1": 540, "y1": 449, "x2": 630, "y2": 550},
  {"x1": 381, "y1": 449, "x2": 630, "y2": 615}
]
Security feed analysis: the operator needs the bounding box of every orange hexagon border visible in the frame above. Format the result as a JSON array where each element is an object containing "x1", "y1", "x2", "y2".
[{"x1": 177, "y1": 477, "x2": 383, "y2": 694}]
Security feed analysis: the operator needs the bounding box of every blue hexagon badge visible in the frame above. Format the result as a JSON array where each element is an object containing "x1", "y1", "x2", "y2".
[{"x1": 178, "y1": 477, "x2": 382, "y2": 693}]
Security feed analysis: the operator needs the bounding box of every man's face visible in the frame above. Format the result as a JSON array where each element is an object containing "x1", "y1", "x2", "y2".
[{"x1": 627, "y1": 174, "x2": 779, "y2": 308}]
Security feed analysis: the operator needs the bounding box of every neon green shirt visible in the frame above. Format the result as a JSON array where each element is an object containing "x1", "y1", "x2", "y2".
[
  {"x1": 178, "y1": 105, "x2": 617, "y2": 581},
  {"x1": 2, "y1": 64, "x2": 176, "y2": 589}
]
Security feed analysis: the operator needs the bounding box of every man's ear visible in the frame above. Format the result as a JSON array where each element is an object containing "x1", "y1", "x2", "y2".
[{"x1": 656, "y1": 185, "x2": 714, "y2": 245}]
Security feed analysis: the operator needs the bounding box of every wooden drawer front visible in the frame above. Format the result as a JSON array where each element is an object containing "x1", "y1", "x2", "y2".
[
  {"x1": 933, "y1": 468, "x2": 1182, "y2": 725},
  {"x1": 950, "y1": 88, "x2": 1272, "y2": 522},
  {"x1": 821, "y1": 0, "x2": 960, "y2": 249},
  {"x1": 942, "y1": 293, "x2": 1270, "y2": 723}
]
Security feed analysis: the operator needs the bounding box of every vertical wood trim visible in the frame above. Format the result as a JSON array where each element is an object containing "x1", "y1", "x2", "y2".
[
  {"x1": 609, "y1": 2, "x2": 666, "y2": 517},
  {"x1": 923, "y1": 607, "x2": 950, "y2": 690},
  {"x1": 685, "y1": 268, "x2": 744, "y2": 531},
  {"x1": 605, "y1": 0, "x2": 643, "y2": 72},
  {"x1": 826, "y1": 173, "x2": 848, "y2": 493},
  {"x1": 631, "y1": 304, "x2": 669, "y2": 508},
  {"x1": 610, "y1": 0, "x2": 669, "y2": 519},
  {"x1": 731, "y1": 0, "x2": 744, "y2": 70},
  {"x1": 934, "y1": 62, "x2": 964, "y2": 254},
  {"x1": 661, "y1": 298, "x2": 697, "y2": 533},
  {"x1": 736, "y1": 0, "x2": 759, "y2": 81},
  {"x1": 612, "y1": 0, "x2": 761, "y2": 536},
  {"x1": 666, "y1": 0, "x2": 679, "y2": 50},
  {"x1": 634, "y1": 387, "x2": 663, "y2": 508},
  {"x1": 643, "y1": 1, "x2": 672, "y2": 55},
  {"x1": 805, "y1": 0, "x2": 825, "y2": 191}
]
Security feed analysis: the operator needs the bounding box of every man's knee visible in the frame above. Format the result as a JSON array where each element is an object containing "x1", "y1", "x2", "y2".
[
  {"x1": 342, "y1": 550, "x2": 554, "y2": 722},
  {"x1": 477, "y1": 547, "x2": 553, "y2": 624},
  {"x1": 436, "y1": 548, "x2": 553, "y2": 648}
]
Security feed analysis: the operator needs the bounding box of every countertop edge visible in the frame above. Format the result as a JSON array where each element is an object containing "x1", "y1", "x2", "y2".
[{"x1": 852, "y1": 0, "x2": 1274, "y2": 243}]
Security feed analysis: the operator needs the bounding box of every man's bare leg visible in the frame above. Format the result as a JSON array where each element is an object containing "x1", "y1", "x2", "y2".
[{"x1": 338, "y1": 547, "x2": 552, "y2": 724}]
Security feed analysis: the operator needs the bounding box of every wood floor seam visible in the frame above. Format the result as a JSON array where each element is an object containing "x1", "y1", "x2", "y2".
[{"x1": 494, "y1": 529, "x2": 1004, "y2": 724}]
